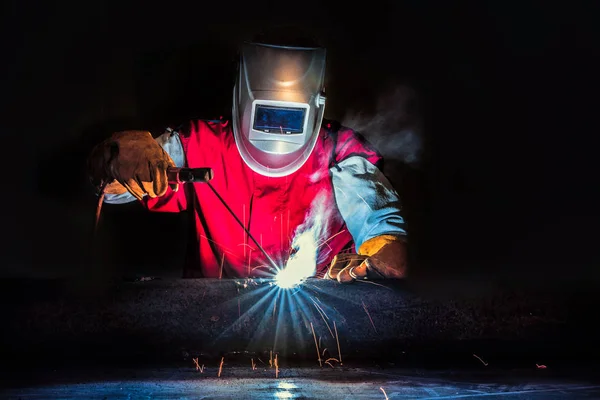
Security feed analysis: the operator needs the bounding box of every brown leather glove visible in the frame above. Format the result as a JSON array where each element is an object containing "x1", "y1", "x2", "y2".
[
  {"x1": 87, "y1": 130, "x2": 178, "y2": 200},
  {"x1": 326, "y1": 235, "x2": 407, "y2": 283}
]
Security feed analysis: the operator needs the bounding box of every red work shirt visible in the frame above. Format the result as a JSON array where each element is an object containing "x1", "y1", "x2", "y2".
[{"x1": 144, "y1": 119, "x2": 382, "y2": 278}]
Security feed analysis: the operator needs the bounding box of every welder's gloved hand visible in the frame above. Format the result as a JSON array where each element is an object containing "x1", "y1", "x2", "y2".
[
  {"x1": 87, "y1": 130, "x2": 177, "y2": 200},
  {"x1": 326, "y1": 235, "x2": 407, "y2": 283}
]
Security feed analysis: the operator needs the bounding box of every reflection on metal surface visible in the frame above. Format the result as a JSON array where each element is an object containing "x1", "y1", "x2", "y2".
[
  {"x1": 4, "y1": 368, "x2": 600, "y2": 399},
  {"x1": 278, "y1": 382, "x2": 298, "y2": 390}
]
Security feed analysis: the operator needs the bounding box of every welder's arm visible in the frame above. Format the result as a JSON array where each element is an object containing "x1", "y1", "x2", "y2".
[
  {"x1": 101, "y1": 130, "x2": 186, "y2": 204},
  {"x1": 327, "y1": 156, "x2": 408, "y2": 282}
]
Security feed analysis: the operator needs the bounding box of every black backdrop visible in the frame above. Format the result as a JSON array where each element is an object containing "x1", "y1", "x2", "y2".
[{"x1": 2, "y1": 0, "x2": 599, "y2": 287}]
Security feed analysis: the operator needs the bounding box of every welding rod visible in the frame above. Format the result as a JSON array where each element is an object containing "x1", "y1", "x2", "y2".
[{"x1": 168, "y1": 167, "x2": 280, "y2": 274}]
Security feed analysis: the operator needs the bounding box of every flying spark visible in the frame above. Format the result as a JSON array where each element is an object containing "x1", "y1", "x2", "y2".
[
  {"x1": 311, "y1": 322, "x2": 322, "y2": 367},
  {"x1": 192, "y1": 357, "x2": 204, "y2": 372},
  {"x1": 218, "y1": 357, "x2": 224, "y2": 377},
  {"x1": 311, "y1": 299, "x2": 334, "y2": 338},
  {"x1": 362, "y1": 301, "x2": 377, "y2": 333},
  {"x1": 473, "y1": 353, "x2": 489, "y2": 366},
  {"x1": 380, "y1": 386, "x2": 389, "y2": 399},
  {"x1": 334, "y1": 321, "x2": 343, "y2": 365}
]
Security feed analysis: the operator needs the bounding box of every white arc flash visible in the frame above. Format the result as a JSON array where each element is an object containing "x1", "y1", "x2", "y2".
[
  {"x1": 275, "y1": 192, "x2": 331, "y2": 289},
  {"x1": 275, "y1": 230, "x2": 317, "y2": 288}
]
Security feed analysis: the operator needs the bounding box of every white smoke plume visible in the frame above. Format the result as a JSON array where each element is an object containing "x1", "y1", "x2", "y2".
[
  {"x1": 275, "y1": 191, "x2": 334, "y2": 288},
  {"x1": 341, "y1": 85, "x2": 423, "y2": 167}
]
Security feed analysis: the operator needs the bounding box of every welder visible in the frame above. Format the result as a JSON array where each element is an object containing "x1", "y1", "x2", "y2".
[{"x1": 87, "y1": 29, "x2": 408, "y2": 284}]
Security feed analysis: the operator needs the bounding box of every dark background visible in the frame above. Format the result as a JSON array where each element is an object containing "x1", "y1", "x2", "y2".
[{"x1": 1, "y1": 0, "x2": 598, "y2": 286}]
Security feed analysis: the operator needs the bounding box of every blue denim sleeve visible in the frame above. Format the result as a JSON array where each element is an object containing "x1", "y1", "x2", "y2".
[
  {"x1": 330, "y1": 156, "x2": 407, "y2": 249},
  {"x1": 103, "y1": 130, "x2": 185, "y2": 204}
]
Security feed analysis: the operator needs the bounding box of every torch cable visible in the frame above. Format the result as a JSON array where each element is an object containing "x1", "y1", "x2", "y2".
[{"x1": 205, "y1": 181, "x2": 279, "y2": 273}]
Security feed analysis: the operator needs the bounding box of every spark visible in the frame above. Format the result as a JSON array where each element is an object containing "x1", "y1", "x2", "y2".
[
  {"x1": 275, "y1": 354, "x2": 279, "y2": 378},
  {"x1": 354, "y1": 190, "x2": 373, "y2": 210},
  {"x1": 332, "y1": 306, "x2": 346, "y2": 324},
  {"x1": 252, "y1": 264, "x2": 272, "y2": 273},
  {"x1": 334, "y1": 321, "x2": 343, "y2": 365},
  {"x1": 380, "y1": 386, "x2": 389, "y2": 400},
  {"x1": 362, "y1": 301, "x2": 377, "y2": 333},
  {"x1": 251, "y1": 358, "x2": 257, "y2": 370},
  {"x1": 355, "y1": 279, "x2": 394, "y2": 290},
  {"x1": 199, "y1": 235, "x2": 237, "y2": 258},
  {"x1": 218, "y1": 357, "x2": 224, "y2": 377},
  {"x1": 473, "y1": 354, "x2": 488, "y2": 366},
  {"x1": 336, "y1": 187, "x2": 348, "y2": 199},
  {"x1": 311, "y1": 300, "x2": 334, "y2": 338},
  {"x1": 269, "y1": 350, "x2": 273, "y2": 368},
  {"x1": 319, "y1": 241, "x2": 333, "y2": 252},
  {"x1": 219, "y1": 254, "x2": 225, "y2": 279},
  {"x1": 192, "y1": 357, "x2": 204, "y2": 372},
  {"x1": 312, "y1": 299, "x2": 330, "y2": 320},
  {"x1": 536, "y1": 363, "x2": 547, "y2": 369},
  {"x1": 315, "y1": 230, "x2": 347, "y2": 253},
  {"x1": 247, "y1": 249, "x2": 252, "y2": 276},
  {"x1": 310, "y1": 322, "x2": 322, "y2": 367},
  {"x1": 324, "y1": 357, "x2": 340, "y2": 368},
  {"x1": 316, "y1": 230, "x2": 347, "y2": 249}
]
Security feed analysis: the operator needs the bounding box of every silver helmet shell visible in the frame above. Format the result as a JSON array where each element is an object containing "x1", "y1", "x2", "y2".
[{"x1": 232, "y1": 42, "x2": 327, "y2": 177}]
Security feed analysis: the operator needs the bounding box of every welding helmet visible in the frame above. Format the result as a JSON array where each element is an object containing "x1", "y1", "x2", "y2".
[{"x1": 232, "y1": 39, "x2": 327, "y2": 177}]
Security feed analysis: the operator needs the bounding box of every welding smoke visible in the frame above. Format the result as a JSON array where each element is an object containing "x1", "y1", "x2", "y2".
[
  {"x1": 276, "y1": 191, "x2": 335, "y2": 288},
  {"x1": 341, "y1": 85, "x2": 422, "y2": 167}
]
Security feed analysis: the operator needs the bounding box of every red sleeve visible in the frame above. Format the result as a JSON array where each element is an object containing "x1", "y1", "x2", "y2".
[{"x1": 333, "y1": 126, "x2": 383, "y2": 169}]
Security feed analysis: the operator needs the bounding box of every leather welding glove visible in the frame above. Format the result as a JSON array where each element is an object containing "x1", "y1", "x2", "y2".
[
  {"x1": 87, "y1": 130, "x2": 177, "y2": 200},
  {"x1": 326, "y1": 235, "x2": 407, "y2": 283}
]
